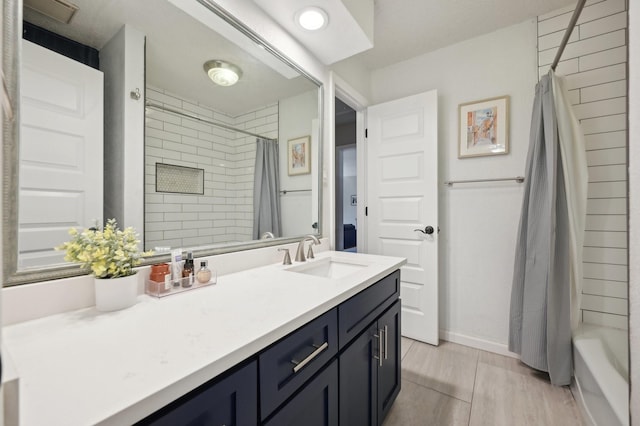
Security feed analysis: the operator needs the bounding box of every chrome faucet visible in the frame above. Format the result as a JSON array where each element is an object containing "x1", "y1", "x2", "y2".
[
  {"x1": 261, "y1": 231, "x2": 275, "y2": 239},
  {"x1": 295, "y1": 234, "x2": 321, "y2": 262},
  {"x1": 278, "y1": 248, "x2": 292, "y2": 265}
]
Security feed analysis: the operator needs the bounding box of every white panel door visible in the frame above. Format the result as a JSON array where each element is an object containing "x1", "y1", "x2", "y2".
[
  {"x1": 366, "y1": 90, "x2": 438, "y2": 345},
  {"x1": 19, "y1": 40, "x2": 104, "y2": 268}
]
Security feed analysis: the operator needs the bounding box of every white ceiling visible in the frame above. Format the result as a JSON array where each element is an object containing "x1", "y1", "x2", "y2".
[
  {"x1": 255, "y1": 0, "x2": 577, "y2": 70},
  {"x1": 24, "y1": 0, "x2": 579, "y2": 117},
  {"x1": 352, "y1": 0, "x2": 577, "y2": 68}
]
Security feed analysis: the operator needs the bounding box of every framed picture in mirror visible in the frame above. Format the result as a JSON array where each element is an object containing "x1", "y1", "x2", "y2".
[
  {"x1": 3, "y1": 0, "x2": 323, "y2": 286},
  {"x1": 288, "y1": 136, "x2": 311, "y2": 175}
]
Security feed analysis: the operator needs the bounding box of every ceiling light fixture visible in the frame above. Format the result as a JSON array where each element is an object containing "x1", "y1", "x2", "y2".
[
  {"x1": 203, "y1": 60, "x2": 242, "y2": 87},
  {"x1": 295, "y1": 7, "x2": 328, "y2": 31}
]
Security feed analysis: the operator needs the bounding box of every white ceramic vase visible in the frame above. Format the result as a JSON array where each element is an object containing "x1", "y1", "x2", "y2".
[{"x1": 94, "y1": 274, "x2": 139, "y2": 312}]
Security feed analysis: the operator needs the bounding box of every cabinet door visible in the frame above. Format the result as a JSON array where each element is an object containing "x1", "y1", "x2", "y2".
[
  {"x1": 140, "y1": 361, "x2": 257, "y2": 426},
  {"x1": 339, "y1": 323, "x2": 378, "y2": 426},
  {"x1": 264, "y1": 360, "x2": 338, "y2": 426},
  {"x1": 377, "y1": 300, "x2": 401, "y2": 425}
]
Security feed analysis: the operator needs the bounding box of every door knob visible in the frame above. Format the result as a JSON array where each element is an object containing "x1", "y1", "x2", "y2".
[{"x1": 414, "y1": 226, "x2": 435, "y2": 235}]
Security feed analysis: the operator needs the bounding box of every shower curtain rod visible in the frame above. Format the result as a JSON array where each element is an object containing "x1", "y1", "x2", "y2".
[
  {"x1": 145, "y1": 101, "x2": 277, "y2": 141},
  {"x1": 550, "y1": 0, "x2": 587, "y2": 71}
]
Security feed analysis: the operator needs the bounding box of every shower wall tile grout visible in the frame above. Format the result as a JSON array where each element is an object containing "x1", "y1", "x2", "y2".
[
  {"x1": 144, "y1": 86, "x2": 278, "y2": 250},
  {"x1": 538, "y1": 0, "x2": 629, "y2": 328}
]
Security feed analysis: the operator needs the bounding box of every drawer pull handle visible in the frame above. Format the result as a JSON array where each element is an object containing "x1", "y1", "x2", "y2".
[
  {"x1": 291, "y1": 342, "x2": 329, "y2": 373},
  {"x1": 373, "y1": 331, "x2": 383, "y2": 367}
]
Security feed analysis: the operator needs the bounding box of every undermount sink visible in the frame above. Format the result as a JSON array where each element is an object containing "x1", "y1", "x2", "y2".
[{"x1": 286, "y1": 257, "x2": 368, "y2": 279}]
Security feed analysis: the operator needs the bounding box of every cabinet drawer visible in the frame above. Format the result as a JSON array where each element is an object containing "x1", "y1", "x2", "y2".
[
  {"x1": 259, "y1": 308, "x2": 338, "y2": 420},
  {"x1": 263, "y1": 359, "x2": 338, "y2": 426},
  {"x1": 338, "y1": 270, "x2": 400, "y2": 349}
]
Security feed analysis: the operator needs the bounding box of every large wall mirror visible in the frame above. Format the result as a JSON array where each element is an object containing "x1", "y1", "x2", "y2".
[{"x1": 2, "y1": 0, "x2": 323, "y2": 285}]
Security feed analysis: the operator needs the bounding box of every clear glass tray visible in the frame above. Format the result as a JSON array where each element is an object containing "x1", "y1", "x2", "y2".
[{"x1": 145, "y1": 271, "x2": 217, "y2": 298}]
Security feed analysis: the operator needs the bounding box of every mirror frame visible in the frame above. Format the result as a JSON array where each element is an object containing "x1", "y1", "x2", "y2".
[{"x1": 2, "y1": 0, "x2": 324, "y2": 286}]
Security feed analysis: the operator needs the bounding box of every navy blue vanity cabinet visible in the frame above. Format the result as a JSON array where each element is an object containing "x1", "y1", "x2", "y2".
[
  {"x1": 259, "y1": 308, "x2": 338, "y2": 421},
  {"x1": 263, "y1": 360, "x2": 339, "y2": 426},
  {"x1": 377, "y1": 299, "x2": 401, "y2": 424},
  {"x1": 338, "y1": 273, "x2": 402, "y2": 426},
  {"x1": 138, "y1": 360, "x2": 257, "y2": 426},
  {"x1": 136, "y1": 269, "x2": 403, "y2": 426}
]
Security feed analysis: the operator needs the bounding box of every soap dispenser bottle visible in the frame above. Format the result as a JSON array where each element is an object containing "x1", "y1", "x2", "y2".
[{"x1": 196, "y1": 261, "x2": 212, "y2": 284}]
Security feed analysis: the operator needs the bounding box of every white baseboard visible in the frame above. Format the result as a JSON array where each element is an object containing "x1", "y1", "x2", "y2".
[{"x1": 439, "y1": 329, "x2": 519, "y2": 358}]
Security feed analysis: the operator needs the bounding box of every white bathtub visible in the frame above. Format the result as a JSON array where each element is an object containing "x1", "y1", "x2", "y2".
[{"x1": 571, "y1": 323, "x2": 629, "y2": 426}]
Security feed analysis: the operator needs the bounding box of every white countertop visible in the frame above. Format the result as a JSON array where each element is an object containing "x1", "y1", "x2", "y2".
[{"x1": 2, "y1": 251, "x2": 405, "y2": 425}]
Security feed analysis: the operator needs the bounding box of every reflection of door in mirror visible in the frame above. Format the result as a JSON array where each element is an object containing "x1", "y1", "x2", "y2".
[
  {"x1": 334, "y1": 98, "x2": 357, "y2": 252},
  {"x1": 19, "y1": 40, "x2": 103, "y2": 269},
  {"x1": 9, "y1": 0, "x2": 322, "y2": 284}
]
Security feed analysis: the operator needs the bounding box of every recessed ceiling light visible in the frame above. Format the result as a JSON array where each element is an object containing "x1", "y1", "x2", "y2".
[
  {"x1": 295, "y1": 7, "x2": 328, "y2": 31},
  {"x1": 203, "y1": 60, "x2": 242, "y2": 87}
]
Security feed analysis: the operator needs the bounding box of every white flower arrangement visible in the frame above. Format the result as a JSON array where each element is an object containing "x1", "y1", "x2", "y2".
[{"x1": 57, "y1": 219, "x2": 153, "y2": 279}]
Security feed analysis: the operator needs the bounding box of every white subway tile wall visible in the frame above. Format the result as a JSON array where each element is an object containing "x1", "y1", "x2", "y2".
[
  {"x1": 144, "y1": 87, "x2": 278, "y2": 250},
  {"x1": 538, "y1": 0, "x2": 628, "y2": 329}
]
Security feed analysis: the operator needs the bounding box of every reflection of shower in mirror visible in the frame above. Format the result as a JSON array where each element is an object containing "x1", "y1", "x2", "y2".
[{"x1": 7, "y1": 0, "x2": 322, "y2": 285}]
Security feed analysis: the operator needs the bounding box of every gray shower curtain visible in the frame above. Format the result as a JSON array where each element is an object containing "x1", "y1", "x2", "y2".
[
  {"x1": 253, "y1": 138, "x2": 282, "y2": 239},
  {"x1": 508, "y1": 72, "x2": 573, "y2": 386}
]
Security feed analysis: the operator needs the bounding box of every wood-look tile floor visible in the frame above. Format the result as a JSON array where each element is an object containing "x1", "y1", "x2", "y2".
[{"x1": 383, "y1": 338, "x2": 584, "y2": 426}]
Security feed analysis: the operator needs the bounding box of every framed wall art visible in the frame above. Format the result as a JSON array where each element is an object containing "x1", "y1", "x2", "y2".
[
  {"x1": 287, "y1": 136, "x2": 311, "y2": 175},
  {"x1": 458, "y1": 95, "x2": 509, "y2": 158}
]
